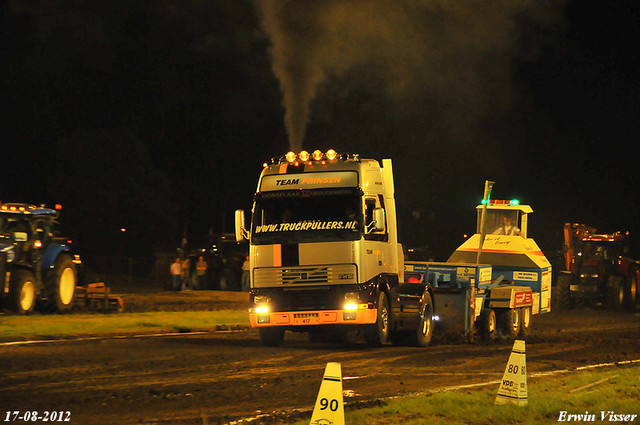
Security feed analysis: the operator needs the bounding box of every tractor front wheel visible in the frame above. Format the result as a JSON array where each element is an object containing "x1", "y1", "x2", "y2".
[
  {"x1": 554, "y1": 273, "x2": 574, "y2": 310},
  {"x1": 9, "y1": 270, "x2": 37, "y2": 315},
  {"x1": 606, "y1": 275, "x2": 625, "y2": 311},
  {"x1": 624, "y1": 268, "x2": 638, "y2": 312}
]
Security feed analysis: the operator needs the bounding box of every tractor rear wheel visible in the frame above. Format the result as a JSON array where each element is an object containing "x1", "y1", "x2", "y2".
[
  {"x1": 9, "y1": 270, "x2": 36, "y2": 315},
  {"x1": 606, "y1": 275, "x2": 625, "y2": 311},
  {"x1": 43, "y1": 254, "x2": 77, "y2": 313}
]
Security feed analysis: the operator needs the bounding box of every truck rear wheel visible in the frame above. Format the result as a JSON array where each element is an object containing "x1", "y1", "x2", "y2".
[
  {"x1": 364, "y1": 292, "x2": 390, "y2": 346},
  {"x1": 606, "y1": 275, "x2": 625, "y2": 311},
  {"x1": 478, "y1": 308, "x2": 496, "y2": 342},
  {"x1": 498, "y1": 308, "x2": 520, "y2": 341},
  {"x1": 9, "y1": 270, "x2": 36, "y2": 315},
  {"x1": 43, "y1": 254, "x2": 77, "y2": 313},
  {"x1": 259, "y1": 327, "x2": 285, "y2": 347},
  {"x1": 411, "y1": 290, "x2": 433, "y2": 347}
]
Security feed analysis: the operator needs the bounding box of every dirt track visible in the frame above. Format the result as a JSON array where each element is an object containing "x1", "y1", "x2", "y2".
[{"x1": 1, "y1": 292, "x2": 640, "y2": 425}]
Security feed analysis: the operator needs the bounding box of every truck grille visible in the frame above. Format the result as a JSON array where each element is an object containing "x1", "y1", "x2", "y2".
[{"x1": 254, "y1": 264, "x2": 357, "y2": 287}]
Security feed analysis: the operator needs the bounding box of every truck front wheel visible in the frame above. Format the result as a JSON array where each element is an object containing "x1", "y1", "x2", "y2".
[
  {"x1": 43, "y1": 254, "x2": 77, "y2": 313},
  {"x1": 364, "y1": 292, "x2": 390, "y2": 346},
  {"x1": 9, "y1": 270, "x2": 37, "y2": 315},
  {"x1": 259, "y1": 327, "x2": 285, "y2": 347}
]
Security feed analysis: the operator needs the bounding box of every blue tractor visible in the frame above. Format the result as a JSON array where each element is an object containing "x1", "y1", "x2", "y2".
[{"x1": 0, "y1": 203, "x2": 80, "y2": 314}]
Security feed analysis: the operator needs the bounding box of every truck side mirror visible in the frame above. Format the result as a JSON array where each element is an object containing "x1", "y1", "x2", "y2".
[
  {"x1": 235, "y1": 209, "x2": 247, "y2": 242},
  {"x1": 366, "y1": 208, "x2": 386, "y2": 234}
]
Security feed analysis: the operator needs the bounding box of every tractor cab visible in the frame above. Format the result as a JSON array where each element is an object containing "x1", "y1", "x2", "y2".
[{"x1": 573, "y1": 233, "x2": 628, "y2": 282}]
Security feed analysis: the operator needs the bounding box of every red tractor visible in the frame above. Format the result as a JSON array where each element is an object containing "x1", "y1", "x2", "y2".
[{"x1": 555, "y1": 223, "x2": 639, "y2": 311}]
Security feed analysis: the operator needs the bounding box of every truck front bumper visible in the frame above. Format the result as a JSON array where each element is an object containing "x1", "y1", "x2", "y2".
[{"x1": 249, "y1": 308, "x2": 378, "y2": 328}]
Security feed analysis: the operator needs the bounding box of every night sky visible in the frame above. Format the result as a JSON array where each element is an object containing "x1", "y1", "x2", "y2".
[{"x1": 1, "y1": 0, "x2": 639, "y2": 261}]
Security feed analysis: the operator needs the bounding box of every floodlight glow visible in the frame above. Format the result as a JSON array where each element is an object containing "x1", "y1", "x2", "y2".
[
  {"x1": 299, "y1": 150, "x2": 310, "y2": 162},
  {"x1": 285, "y1": 151, "x2": 296, "y2": 163},
  {"x1": 312, "y1": 150, "x2": 323, "y2": 161},
  {"x1": 326, "y1": 149, "x2": 337, "y2": 160}
]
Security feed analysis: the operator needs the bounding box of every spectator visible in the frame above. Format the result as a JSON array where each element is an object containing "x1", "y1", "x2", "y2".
[
  {"x1": 241, "y1": 256, "x2": 250, "y2": 291},
  {"x1": 170, "y1": 258, "x2": 182, "y2": 291},
  {"x1": 181, "y1": 258, "x2": 193, "y2": 290},
  {"x1": 196, "y1": 256, "x2": 208, "y2": 290}
]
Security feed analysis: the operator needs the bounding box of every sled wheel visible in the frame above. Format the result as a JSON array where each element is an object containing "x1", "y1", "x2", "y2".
[
  {"x1": 517, "y1": 307, "x2": 532, "y2": 339},
  {"x1": 478, "y1": 308, "x2": 497, "y2": 342}
]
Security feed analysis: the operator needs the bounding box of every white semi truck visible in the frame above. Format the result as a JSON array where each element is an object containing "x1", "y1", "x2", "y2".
[{"x1": 235, "y1": 150, "x2": 550, "y2": 346}]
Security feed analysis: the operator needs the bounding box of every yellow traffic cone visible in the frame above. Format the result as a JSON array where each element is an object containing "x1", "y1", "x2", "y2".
[
  {"x1": 309, "y1": 362, "x2": 345, "y2": 425},
  {"x1": 495, "y1": 339, "x2": 528, "y2": 406}
]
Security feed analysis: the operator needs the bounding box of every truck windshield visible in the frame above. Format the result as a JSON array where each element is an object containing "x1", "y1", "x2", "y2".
[{"x1": 251, "y1": 188, "x2": 362, "y2": 245}]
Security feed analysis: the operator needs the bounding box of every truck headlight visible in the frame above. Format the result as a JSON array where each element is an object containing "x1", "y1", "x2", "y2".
[{"x1": 255, "y1": 306, "x2": 269, "y2": 314}]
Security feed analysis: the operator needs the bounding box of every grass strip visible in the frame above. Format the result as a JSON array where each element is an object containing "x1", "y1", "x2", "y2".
[
  {"x1": 0, "y1": 310, "x2": 250, "y2": 340},
  {"x1": 288, "y1": 365, "x2": 640, "y2": 425}
]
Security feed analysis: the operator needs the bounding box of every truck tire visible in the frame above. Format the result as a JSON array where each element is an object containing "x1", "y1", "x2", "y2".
[
  {"x1": 43, "y1": 254, "x2": 77, "y2": 313},
  {"x1": 411, "y1": 290, "x2": 433, "y2": 347},
  {"x1": 364, "y1": 292, "x2": 390, "y2": 346},
  {"x1": 518, "y1": 307, "x2": 532, "y2": 339},
  {"x1": 478, "y1": 308, "x2": 496, "y2": 342},
  {"x1": 624, "y1": 268, "x2": 638, "y2": 312},
  {"x1": 9, "y1": 270, "x2": 37, "y2": 315},
  {"x1": 606, "y1": 275, "x2": 625, "y2": 311},
  {"x1": 497, "y1": 308, "x2": 520, "y2": 341},
  {"x1": 554, "y1": 273, "x2": 574, "y2": 310},
  {"x1": 259, "y1": 327, "x2": 285, "y2": 347}
]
